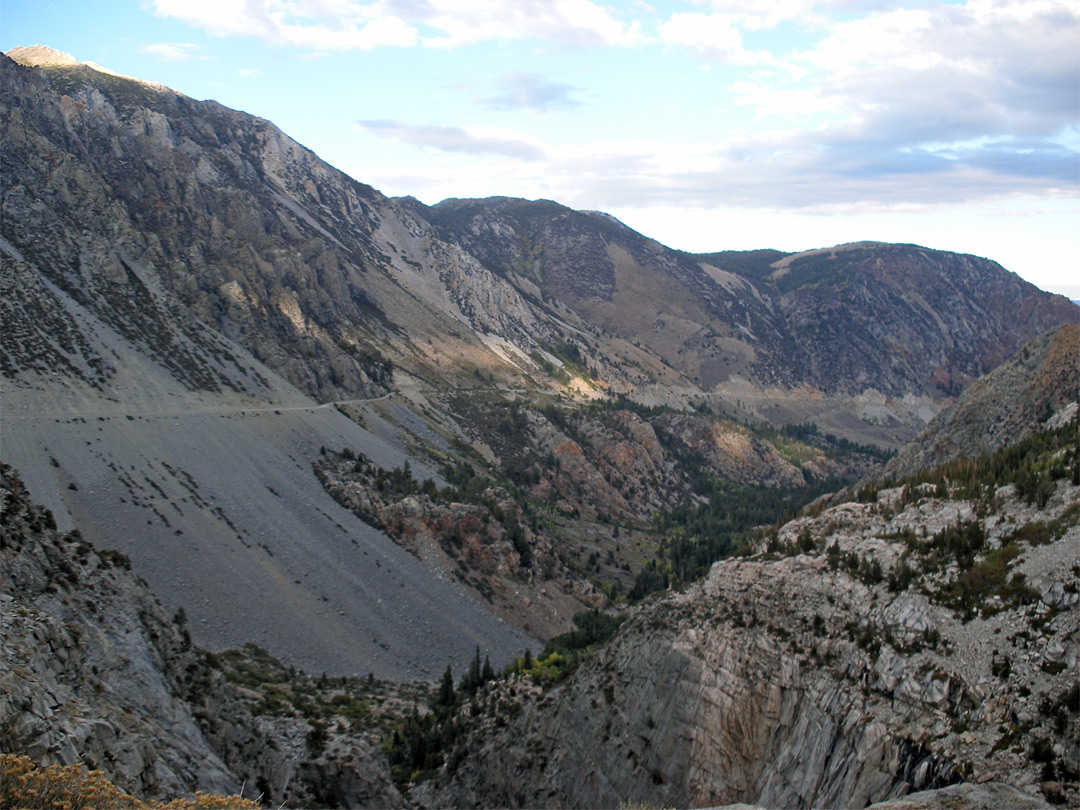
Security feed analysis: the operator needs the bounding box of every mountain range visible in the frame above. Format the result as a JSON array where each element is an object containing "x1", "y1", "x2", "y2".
[{"x1": 1, "y1": 45, "x2": 1078, "y2": 809}]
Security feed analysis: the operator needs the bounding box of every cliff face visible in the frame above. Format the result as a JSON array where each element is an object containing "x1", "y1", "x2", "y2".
[
  {"x1": 0, "y1": 464, "x2": 267, "y2": 798},
  {"x1": 420, "y1": 425, "x2": 1080, "y2": 809}
]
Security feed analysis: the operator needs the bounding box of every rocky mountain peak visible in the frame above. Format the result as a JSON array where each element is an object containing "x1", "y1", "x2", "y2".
[{"x1": 5, "y1": 44, "x2": 78, "y2": 67}]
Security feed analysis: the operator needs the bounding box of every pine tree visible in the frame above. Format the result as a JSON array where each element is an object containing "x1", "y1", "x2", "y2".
[
  {"x1": 522, "y1": 647, "x2": 534, "y2": 671},
  {"x1": 438, "y1": 663, "x2": 455, "y2": 707},
  {"x1": 482, "y1": 655, "x2": 495, "y2": 683}
]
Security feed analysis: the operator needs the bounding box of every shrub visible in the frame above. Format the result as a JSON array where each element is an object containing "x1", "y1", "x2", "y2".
[{"x1": 0, "y1": 754, "x2": 259, "y2": 810}]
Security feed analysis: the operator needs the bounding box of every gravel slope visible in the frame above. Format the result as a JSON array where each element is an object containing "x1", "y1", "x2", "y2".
[{"x1": 2, "y1": 358, "x2": 537, "y2": 681}]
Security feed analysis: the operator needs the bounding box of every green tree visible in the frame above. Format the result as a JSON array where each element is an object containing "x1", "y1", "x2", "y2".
[{"x1": 438, "y1": 663, "x2": 455, "y2": 707}]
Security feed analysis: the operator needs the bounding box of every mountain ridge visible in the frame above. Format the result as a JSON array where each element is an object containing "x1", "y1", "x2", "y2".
[
  {"x1": 880, "y1": 323, "x2": 1080, "y2": 481},
  {"x1": 2, "y1": 45, "x2": 1077, "y2": 680},
  {"x1": 5, "y1": 48, "x2": 1075, "y2": 413}
]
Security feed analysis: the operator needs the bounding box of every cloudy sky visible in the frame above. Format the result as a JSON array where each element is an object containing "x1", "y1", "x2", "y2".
[{"x1": 3, "y1": 0, "x2": 1078, "y2": 297}]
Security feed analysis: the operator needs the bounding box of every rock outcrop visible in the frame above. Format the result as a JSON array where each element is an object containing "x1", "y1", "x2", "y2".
[
  {"x1": 863, "y1": 781, "x2": 1053, "y2": 809},
  {"x1": 1, "y1": 464, "x2": 268, "y2": 798}
]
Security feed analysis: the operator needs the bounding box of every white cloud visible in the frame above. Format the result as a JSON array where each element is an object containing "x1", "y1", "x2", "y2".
[
  {"x1": 140, "y1": 42, "x2": 210, "y2": 61},
  {"x1": 174, "y1": 0, "x2": 1076, "y2": 221},
  {"x1": 706, "y1": 0, "x2": 1080, "y2": 201},
  {"x1": 151, "y1": 0, "x2": 417, "y2": 50},
  {"x1": 659, "y1": 13, "x2": 757, "y2": 63},
  {"x1": 151, "y1": 0, "x2": 642, "y2": 51},
  {"x1": 357, "y1": 116, "x2": 1075, "y2": 217},
  {"x1": 151, "y1": 0, "x2": 276, "y2": 39},
  {"x1": 483, "y1": 73, "x2": 581, "y2": 113},
  {"x1": 702, "y1": 0, "x2": 812, "y2": 30},
  {"x1": 357, "y1": 120, "x2": 548, "y2": 160}
]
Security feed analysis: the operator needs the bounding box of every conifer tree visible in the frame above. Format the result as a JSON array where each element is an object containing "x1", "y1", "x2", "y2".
[{"x1": 438, "y1": 663, "x2": 455, "y2": 707}]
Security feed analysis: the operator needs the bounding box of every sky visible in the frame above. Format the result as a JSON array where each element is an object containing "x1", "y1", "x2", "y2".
[{"x1": 3, "y1": 0, "x2": 1078, "y2": 298}]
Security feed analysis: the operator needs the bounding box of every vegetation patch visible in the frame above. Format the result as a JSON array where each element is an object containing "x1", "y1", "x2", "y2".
[{"x1": 0, "y1": 754, "x2": 258, "y2": 810}]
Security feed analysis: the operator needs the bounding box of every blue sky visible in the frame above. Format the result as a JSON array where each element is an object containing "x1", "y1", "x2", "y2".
[{"x1": 3, "y1": 0, "x2": 1078, "y2": 298}]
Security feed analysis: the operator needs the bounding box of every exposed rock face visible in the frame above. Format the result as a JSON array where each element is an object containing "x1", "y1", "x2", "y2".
[
  {"x1": 708, "y1": 782, "x2": 1054, "y2": 810},
  {"x1": 1, "y1": 51, "x2": 394, "y2": 402},
  {"x1": 421, "y1": 461, "x2": 1079, "y2": 809},
  {"x1": 1, "y1": 464, "x2": 269, "y2": 798},
  {"x1": 863, "y1": 781, "x2": 1052, "y2": 809},
  {"x1": 882, "y1": 324, "x2": 1080, "y2": 481}
]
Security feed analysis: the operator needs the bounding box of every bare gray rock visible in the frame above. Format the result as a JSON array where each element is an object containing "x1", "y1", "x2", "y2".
[
  {"x1": 864, "y1": 781, "x2": 1051, "y2": 809},
  {"x1": 420, "y1": 477, "x2": 1079, "y2": 809}
]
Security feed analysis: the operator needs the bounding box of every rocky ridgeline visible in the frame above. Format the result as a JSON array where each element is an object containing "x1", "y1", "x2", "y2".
[
  {"x1": 4, "y1": 50, "x2": 1077, "y2": 418},
  {"x1": 416, "y1": 422, "x2": 1079, "y2": 809},
  {"x1": 1, "y1": 50, "x2": 396, "y2": 402},
  {"x1": 0, "y1": 463, "x2": 405, "y2": 808},
  {"x1": 419, "y1": 199, "x2": 1078, "y2": 400}
]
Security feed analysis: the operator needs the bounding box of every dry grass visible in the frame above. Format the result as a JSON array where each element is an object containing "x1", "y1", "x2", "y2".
[{"x1": 0, "y1": 754, "x2": 259, "y2": 810}]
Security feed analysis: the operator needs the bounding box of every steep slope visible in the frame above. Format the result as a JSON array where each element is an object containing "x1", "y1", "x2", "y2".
[
  {"x1": 1, "y1": 463, "x2": 272, "y2": 799},
  {"x1": 0, "y1": 239, "x2": 537, "y2": 680},
  {"x1": 881, "y1": 323, "x2": 1079, "y2": 480},
  {"x1": 1, "y1": 48, "x2": 544, "y2": 677},
  {"x1": 0, "y1": 47, "x2": 560, "y2": 406},
  {"x1": 3, "y1": 45, "x2": 1076, "y2": 681}
]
